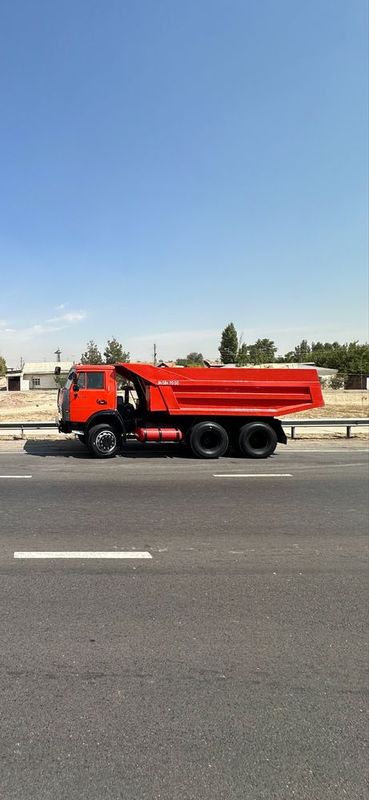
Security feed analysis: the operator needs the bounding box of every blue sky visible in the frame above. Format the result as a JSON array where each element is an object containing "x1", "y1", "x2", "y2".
[{"x1": 0, "y1": 0, "x2": 367, "y2": 366}]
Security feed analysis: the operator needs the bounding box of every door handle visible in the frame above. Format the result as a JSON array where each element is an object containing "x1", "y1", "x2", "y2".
[{"x1": 96, "y1": 399, "x2": 107, "y2": 405}]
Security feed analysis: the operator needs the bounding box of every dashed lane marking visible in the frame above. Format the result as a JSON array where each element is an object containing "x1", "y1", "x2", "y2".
[
  {"x1": 0, "y1": 475, "x2": 32, "y2": 479},
  {"x1": 14, "y1": 551, "x2": 152, "y2": 559},
  {"x1": 213, "y1": 473, "x2": 293, "y2": 478}
]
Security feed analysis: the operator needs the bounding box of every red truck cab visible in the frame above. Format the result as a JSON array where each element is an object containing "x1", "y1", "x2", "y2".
[
  {"x1": 59, "y1": 365, "x2": 116, "y2": 426},
  {"x1": 58, "y1": 362, "x2": 323, "y2": 459}
]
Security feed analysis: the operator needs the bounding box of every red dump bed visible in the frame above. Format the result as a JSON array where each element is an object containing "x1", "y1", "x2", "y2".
[{"x1": 116, "y1": 363, "x2": 324, "y2": 417}]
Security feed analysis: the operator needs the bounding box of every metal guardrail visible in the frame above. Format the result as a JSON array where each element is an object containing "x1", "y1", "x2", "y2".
[
  {"x1": 0, "y1": 419, "x2": 368, "y2": 439},
  {"x1": 281, "y1": 418, "x2": 369, "y2": 439},
  {"x1": 0, "y1": 422, "x2": 58, "y2": 429},
  {"x1": 0, "y1": 421, "x2": 58, "y2": 436}
]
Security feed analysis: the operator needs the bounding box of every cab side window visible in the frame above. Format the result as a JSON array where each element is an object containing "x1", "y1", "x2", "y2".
[{"x1": 86, "y1": 372, "x2": 104, "y2": 389}]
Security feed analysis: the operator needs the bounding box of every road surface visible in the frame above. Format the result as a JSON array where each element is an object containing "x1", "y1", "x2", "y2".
[{"x1": 0, "y1": 440, "x2": 368, "y2": 799}]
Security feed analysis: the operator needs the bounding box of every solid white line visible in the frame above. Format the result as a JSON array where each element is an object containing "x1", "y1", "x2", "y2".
[
  {"x1": 0, "y1": 475, "x2": 32, "y2": 479},
  {"x1": 13, "y1": 551, "x2": 152, "y2": 559},
  {"x1": 213, "y1": 473, "x2": 293, "y2": 478}
]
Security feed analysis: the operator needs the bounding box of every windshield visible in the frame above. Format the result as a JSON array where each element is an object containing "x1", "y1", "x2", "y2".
[{"x1": 65, "y1": 371, "x2": 76, "y2": 390}]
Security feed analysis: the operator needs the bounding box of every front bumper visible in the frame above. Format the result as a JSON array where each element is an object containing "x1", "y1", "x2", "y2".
[{"x1": 58, "y1": 419, "x2": 75, "y2": 434}]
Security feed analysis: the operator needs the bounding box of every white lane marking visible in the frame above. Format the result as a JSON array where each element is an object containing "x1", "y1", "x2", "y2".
[
  {"x1": 0, "y1": 475, "x2": 32, "y2": 479},
  {"x1": 14, "y1": 551, "x2": 152, "y2": 559},
  {"x1": 213, "y1": 473, "x2": 293, "y2": 478}
]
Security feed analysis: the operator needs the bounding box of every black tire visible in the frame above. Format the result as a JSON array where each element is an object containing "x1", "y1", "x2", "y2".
[
  {"x1": 238, "y1": 421, "x2": 277, "y2": 459},
  {"x1": 189, "y1": 421, "x2": 229, "y2": 459},
  {"x1": 87, "y1": 424, "x2": 121, "y2": 459}
]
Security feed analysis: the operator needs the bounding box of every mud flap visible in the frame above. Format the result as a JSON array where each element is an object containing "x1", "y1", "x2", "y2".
[{"x1": 273, "y1": 419, "x2": 287, "y2": 445}]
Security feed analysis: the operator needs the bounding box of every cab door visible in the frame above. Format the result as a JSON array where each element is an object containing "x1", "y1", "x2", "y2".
[{"x1": 70, "y1": 370, "x2": 111, "y2": 423}]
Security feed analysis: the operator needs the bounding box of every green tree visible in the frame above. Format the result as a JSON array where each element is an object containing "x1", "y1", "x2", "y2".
[
  {"x1": 314, "y1": 341, "x2": 369, "y2": 376},
  {"x1": 283, "y1": 340, "x2": 313, "y2": 363},
  {"x1": 236, "y1": 343, "x2": 249, "y2": 366},
  {"x1": 0, "y1": 355, "x2": 6, "y2": 376},
  {"x1": 293, "y1": 339, "x2": 311, "y2": 362},
  {"x1": 330, "y1": 373, "x2": 345, "y2": 389},
  {"x1": 80, "y1": 340, "x2": 102, "y2": 364},
  {"x1": 176, "y1": 352, "x2": 204, "y2": 366},
  {"x1": 247, "y1": 338, "x2": 277, "y2": 364},
  {"x1": 104, "y1": 337, "x2": 130, "y2": 364},
  {"x1": 282, "y1": 340, "x2": 369, "y2": 379},
  {"x1": 186, "y1": 351, "x2": 204, "y2": 366},
  {"x1": 219, "y1": 323, "x2": 238, "y2": 364},
  {"x1": 54, "y1": 373, "x2": 68, "y2": 389}
]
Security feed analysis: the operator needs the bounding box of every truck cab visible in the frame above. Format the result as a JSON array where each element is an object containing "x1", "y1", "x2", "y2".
[
  {"x1": 59, "y1": 366, "x2": 116, "y2": 426},
  {"x1": 58, "y1": 365, "x2": 134, "y2": 455}
]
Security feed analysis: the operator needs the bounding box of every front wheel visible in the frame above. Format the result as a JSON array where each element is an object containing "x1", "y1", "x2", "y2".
[
  {"x1": 87, "y1": 424, "x2": 121, "y2": 458},
  {"x1": 238, "y1": 422, "x2": 277, "y2": 459}
]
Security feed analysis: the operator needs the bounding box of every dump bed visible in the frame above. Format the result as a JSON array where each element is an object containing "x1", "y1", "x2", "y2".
[{"x1": 116, "y1": 364, "x2": 324, "y2": 418}]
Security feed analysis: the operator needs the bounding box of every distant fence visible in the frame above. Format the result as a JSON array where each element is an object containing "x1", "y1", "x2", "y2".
[{"x1": 0, "y1": 418, "x2": 368, "y2": 440}]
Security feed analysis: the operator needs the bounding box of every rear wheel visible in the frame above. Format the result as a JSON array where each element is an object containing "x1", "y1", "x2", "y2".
[
  {"x1": 87, "y1": 424, "x2": 121, "y2": 458},
  {"x1": 189, "y1": 421, "x2": 229, "y2": 459},
  {"x1": 238, "y1": 421, "x2": 277, "y2": 459}
]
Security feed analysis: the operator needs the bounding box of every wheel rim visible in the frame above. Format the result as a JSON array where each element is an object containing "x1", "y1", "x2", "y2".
[
  {"x1": 248, "y1": 430, "x2": 271, "y2": 451},
  {"x1": 199, "y1": 430, "x2": 220, "y2": 451},
  {"x1": 95, "y1": 430, "x2": 117, "y2": 455}
]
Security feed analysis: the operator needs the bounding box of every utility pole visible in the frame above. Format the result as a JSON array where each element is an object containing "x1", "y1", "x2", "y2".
[
  {"x1": 153, "y1": 343, "x2": 157, "y2": 366},
  {"x1": 54, "y1": 348, "x2": 61, "y2": 363}
]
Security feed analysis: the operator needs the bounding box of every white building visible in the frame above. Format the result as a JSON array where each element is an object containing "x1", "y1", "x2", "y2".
[{"x1": 6, "y1": 361, "x2": 73, "y2": 391}]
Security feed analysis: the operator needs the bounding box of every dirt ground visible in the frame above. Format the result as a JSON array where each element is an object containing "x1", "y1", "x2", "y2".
[
  {"x1": 0, "y1": 390, "x2": 60, "y2": 421},
  {"x1": 296, "y1": 390, "x2": 369, "y2": 418},
  {"x1": 0, "y1": 388, "x2": 368, "y2": 422}
]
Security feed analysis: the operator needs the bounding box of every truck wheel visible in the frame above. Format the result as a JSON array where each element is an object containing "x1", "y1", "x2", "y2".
[
  {"x1": 87, "y1": 424, "x2": 120, "y2": 458},
  {"x1": 189, "y1": 421, "x2": 229, "y2": 459},
  {"x1": 238, "y1": 422, "x2": 277, "y2": 458}
]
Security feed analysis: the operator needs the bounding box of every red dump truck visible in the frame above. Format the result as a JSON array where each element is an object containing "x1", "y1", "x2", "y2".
[{"x1": 58, "y1": 363, "x2": 324, "y2": 459}]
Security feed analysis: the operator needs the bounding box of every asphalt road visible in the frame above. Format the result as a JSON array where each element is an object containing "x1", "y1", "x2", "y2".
[{"x1": 0, "y1": 440, "x2": 368, "y2": 800}]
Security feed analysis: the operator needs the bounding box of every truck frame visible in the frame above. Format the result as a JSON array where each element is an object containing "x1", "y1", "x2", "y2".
[{"x1": 58, "y1": 362, "x2": 324, "y2": 459}]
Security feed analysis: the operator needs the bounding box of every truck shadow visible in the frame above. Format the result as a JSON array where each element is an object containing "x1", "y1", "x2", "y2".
[{"x1": 23, "y1": 439, "x2": 189, "y2": 459}]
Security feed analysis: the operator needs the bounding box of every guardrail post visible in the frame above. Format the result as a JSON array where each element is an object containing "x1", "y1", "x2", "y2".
[
  {"x1": 21, "y1": 425, "x2": 24, "y2": 439},
  {"x1": 346, "y1": 426, "x2": 351, "y2": 439},
  {"x1": 291, "y1": 426, "x2": 295, "y2": 439}
]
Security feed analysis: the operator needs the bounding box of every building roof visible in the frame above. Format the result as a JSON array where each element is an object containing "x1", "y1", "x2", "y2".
[
  {"x1": 238, "y1": 363, "x2": 338, "y2": 376},
  {"x1": 203, "y1": 362, "x2": 337, "y2": 376},
  {"x1": 22, "y1": 361, "x2": 73, "y2": 375}
]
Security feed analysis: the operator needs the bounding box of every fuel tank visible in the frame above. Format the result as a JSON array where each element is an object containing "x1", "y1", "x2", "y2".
[{"x1": 134, "y1": 427, "x2": 183, "y2": 443}]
